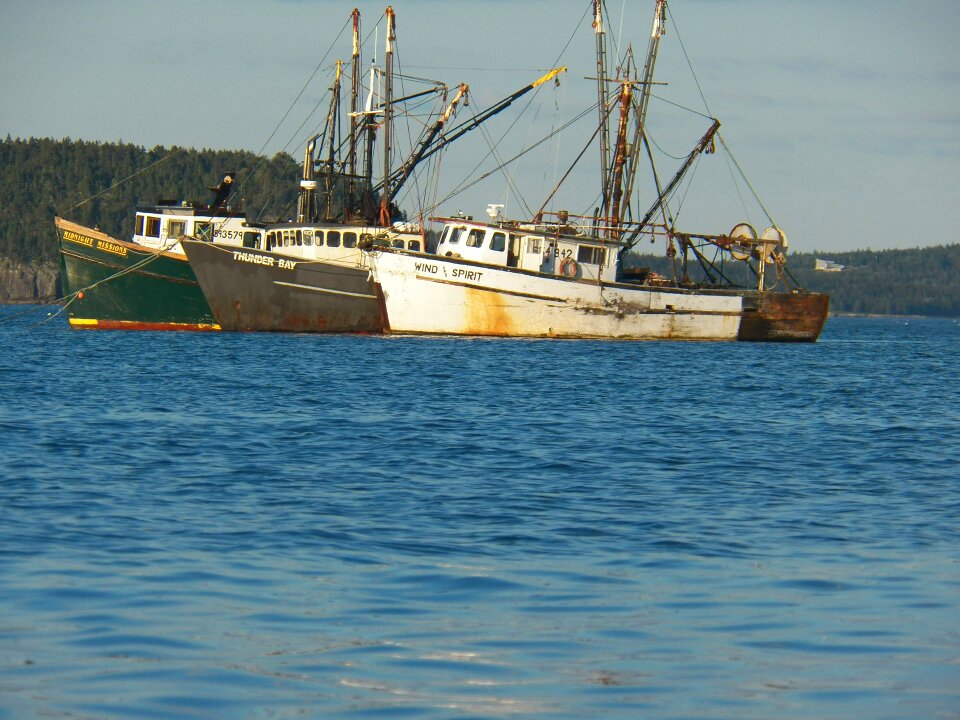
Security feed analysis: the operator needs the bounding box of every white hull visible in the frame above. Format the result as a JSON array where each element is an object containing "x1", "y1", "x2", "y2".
[{"x1": 367, "y1": 250, "x2": 746, "y2": 340}]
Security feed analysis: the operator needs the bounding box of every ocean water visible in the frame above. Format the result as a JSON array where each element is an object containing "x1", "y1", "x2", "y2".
[{"x1": 0, "y1": 309, "x2": 957, "y2": 719}]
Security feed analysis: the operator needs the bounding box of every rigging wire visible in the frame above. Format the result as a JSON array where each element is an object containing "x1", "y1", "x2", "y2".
[
  {"x1": 427, "y1": 3, "x2": 592, "y2": 217},
  {"x1": 243, "y1": 15, "x2": 352, "y2": 218},
  {"x1": 480, "y1": 119, "x2": 531, "y2": 218},
  {"x1": 666, "y1": 2, "x2": 775, "y2": 229},
  {"x1": 616, "y1": 0, "x2": 627, "y2": 60},
  {"x1": 717, "y1": 134, "x2": 775, "y2": 226},
  {"x1": 720, "y1": 142, "x2": 751, "y2": 222},
  {"x1": 429, "y1": 102, "x2": 598, "y2": 213},
  {"x1": 665, "y1": 4, "x2": 712, "y2": 118},
  {"x1": 64, "y1": 151, "x2": 182, "y2": 214}
]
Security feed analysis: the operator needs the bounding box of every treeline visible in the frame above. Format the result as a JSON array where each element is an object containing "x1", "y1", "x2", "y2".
[
  {"x1": 2, "y1": 137, "x2": 958, "y2": 316},
  {"x1": 627, "y1": 243, "x2": 960, "y2": 317},
  {"x1": 786, "y1": 246, "x2": 960, "y2": 316},
  {"x1": 0, "y1": 136, "x2": 300, "y2": 264}
]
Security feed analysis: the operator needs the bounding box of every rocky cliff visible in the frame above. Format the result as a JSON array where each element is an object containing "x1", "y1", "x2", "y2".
[{"x1": 0, "y1": 258, "x2": 59, "y2": 303}]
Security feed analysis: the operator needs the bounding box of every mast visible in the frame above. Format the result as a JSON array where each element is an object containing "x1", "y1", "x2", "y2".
[
  {"x1": 364, "y1": 64, "x2": 377, "y2": 197},
  {"x1": 608, "y1": 80, "x2": 633, "y2": 239},
  {"x1": 297, "y1": 135, "x2": 318, "y2": 222},
  {"x1": 378, "y1": 6, "x2": 396, "y2": 227},
  {"x1": 593, "y1": 0, "x2": 611, "y2": 219},
  {"x1": 348, "y1": 9, "x2": 361, "y2": 180},
  {"x1": 323, "y1": 61, "x2": 344, "y2": 221},
  {"x1": 635, "y1": 0, "x2": 667, "y2": 137},
  {"x1": 620, "y1": 0, "x2": 668, "y2": 219}
]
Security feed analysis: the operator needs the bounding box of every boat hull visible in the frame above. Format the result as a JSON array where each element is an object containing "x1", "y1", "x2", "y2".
[
  {"x1": 182, "y1": 240, "x2": 383, "y2": 333},
  {"x1": 56, "y1": 218, "x2": 218, "y2": 331},
  {"x1": 369, "y1": 249, "x2": 828, "y2": 342},
  {"x1": 738, "y1": 291, "x2": 830, "y2": 342}
]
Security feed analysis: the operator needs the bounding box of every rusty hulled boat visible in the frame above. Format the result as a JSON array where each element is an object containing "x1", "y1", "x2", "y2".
[
  {"x1": 181, "y1": 225, "x2": 420, "y2": 333},
  {"x1": 56, "y1": 175, "x2": 262, "y2": 330},
  {"x1": 363, "y1": 0, "x2": 828, "y2": 342}
]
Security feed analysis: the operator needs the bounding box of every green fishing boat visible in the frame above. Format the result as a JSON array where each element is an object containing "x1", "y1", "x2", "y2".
[{"x1": 55, "y1": 175, "x2": 263, "y2": 330}]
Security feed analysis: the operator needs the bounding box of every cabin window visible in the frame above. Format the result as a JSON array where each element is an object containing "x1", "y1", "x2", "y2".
[
  {"x1": 296, "y1": 230, "x2": 303, "y2": 247},
  {"x1": 465, "y1": 229, "x2": 485, "y2": 248},
  {"x1": 283, "y1": 231, "x2": 291, "y2": 247},
  {"x1": 408, "y1": 239, "x2": 421, "y2": 252},
  {"x1": 167, "y1": 220, "x2": 186, "y2": 238},
  {"x1": 391, "y1": 239, "x2": 404, "y2": 249},
  {"x1": 343, "y1": 232, "x2": 358, "y2": 248},
  {"x1": 243, "y1": 231, "x2": 259, "y2": 249},
  {"x1": 145, "y1": 217, "x2": 161, "y2": 238},
  {"x1": 526, "y1": 237, "x2": 542, "y2": 254},
  {"x1": 449, "y1": 227, "x2": 464, "y2": 245},
  {"x1": 439, "y1": 226, "x2": 452, "y2": 245},
  {"x1": 266, "y1": 231, "x2": 275, "y2": 248},
  {"x1": 577, "y1": 245, "x2": 606, "y2": 266},
  {"x1": 303, "y1": 229, "x2": 313, "y2": 246},
  {"x1": 196, "y1": 222, "x2": 212, "y2": 242},
  {"x1": 135, "y1": 215, "x2": 145, "y2": 236},
  {"x1": 327, "y1": 231, "x2": 341, "y2": 248},
  {"x1": 490, "y1": 232, "x2": 506, "y2": 252}
]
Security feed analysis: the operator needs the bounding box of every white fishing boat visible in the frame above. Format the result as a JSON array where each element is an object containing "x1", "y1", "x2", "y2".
[{"x1": 363, "y1": 0, "x2": 829, "y2": 342}]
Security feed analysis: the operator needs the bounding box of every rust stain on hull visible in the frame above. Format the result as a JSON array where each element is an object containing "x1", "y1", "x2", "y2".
[
  {"x1": 737, "y1": 292, "x2": 830, "y2": 342},
  {"x1": 464, "y1": 285, "x2": 515, "y2": 335}
]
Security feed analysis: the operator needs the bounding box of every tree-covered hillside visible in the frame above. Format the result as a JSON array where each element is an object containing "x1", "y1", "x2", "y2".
[
  {"x1": 787, "y1": 247, "x2": 960, "y2": 316},
  {"x1": 626, "y1": 244, "x2": 960, "y2": 317},
  {"x1": 0, "y1": 136, "x2": 300, "y2": 264}
]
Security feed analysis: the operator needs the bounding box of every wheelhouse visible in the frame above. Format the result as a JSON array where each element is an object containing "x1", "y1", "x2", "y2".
[
  {"x1": 433, "y1": 217, "x2": 619, "y2": 282},
  {"x1": 133, "y1": 202, "x2": 259, "y2": 251}
]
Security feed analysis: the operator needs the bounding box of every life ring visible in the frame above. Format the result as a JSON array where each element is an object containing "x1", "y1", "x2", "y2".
[{"x1": 559, "y1": 257, "x2": 579, "y2": 277}]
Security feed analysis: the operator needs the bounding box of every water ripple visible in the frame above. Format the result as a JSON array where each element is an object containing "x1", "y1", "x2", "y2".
[{"x1": 0, "y1": 312, "x2": 957, "y2": 718}]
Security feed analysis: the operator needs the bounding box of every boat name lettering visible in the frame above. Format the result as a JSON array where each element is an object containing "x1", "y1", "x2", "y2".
[
  {"x1": 232, "y1": 251, "x2": 275, "y2": 267},
  {"x1": 415, "y1": 262, "x2": 439, "y2": 274},
  {"x1": 62, "y1": 230, "x2": 95, "y2": 247},
  {"x1": 214, "y1": 229, "x2": 243, "y2": 241},
  {"x1": 278, "y1": 259, "x2": 296, "y2": 270},
  {"x1": 451, "y1": 268, "x2": 483, "y2": 282},
  {"x1": 97, "y1": 240, "x2": 128, "y2": 257}
]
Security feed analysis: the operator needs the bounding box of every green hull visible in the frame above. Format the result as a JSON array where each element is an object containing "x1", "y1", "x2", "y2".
[{"x1": 56, "y1": 218, "x2": 219, "y2": 331}]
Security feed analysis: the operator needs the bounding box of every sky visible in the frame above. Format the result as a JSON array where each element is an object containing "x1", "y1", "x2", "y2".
[{"x1": 1, "y1": 0, "x2": 958, "y2": 253}]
